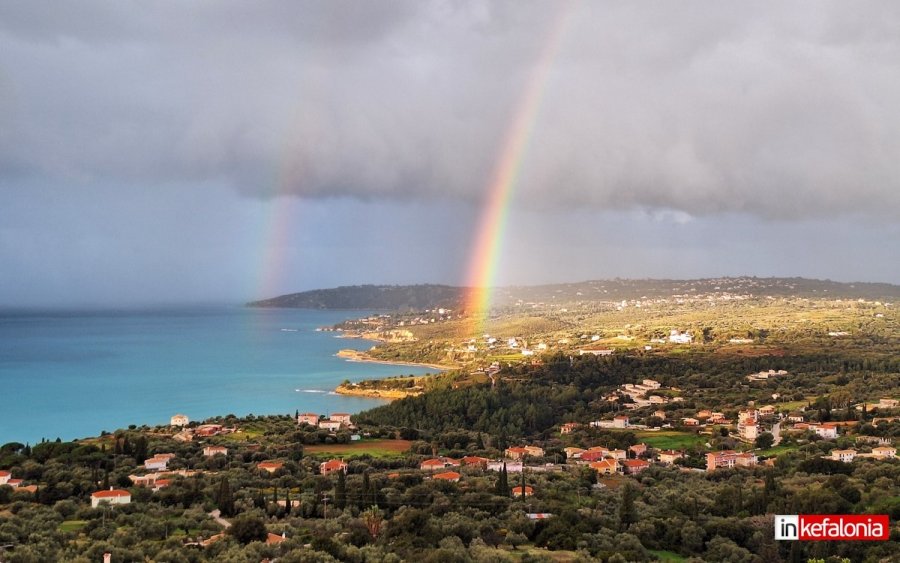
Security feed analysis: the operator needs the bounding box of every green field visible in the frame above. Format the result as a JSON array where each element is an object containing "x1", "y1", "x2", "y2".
[
  {"x1": 650, "y1": 549, "x2": 687, "y2": 561},
  {"x1": 634, "y1": 430, "x2": 708, "y2": 450},
  {"x1": 303, "y1": 439, "x2": 412, "y2": 458},
  {"x1": 59, "y1": 520, "x2": 88, "y2": 532},
  {"x1": 756, "y1": 443, "x2": 800, "y2": 457}
]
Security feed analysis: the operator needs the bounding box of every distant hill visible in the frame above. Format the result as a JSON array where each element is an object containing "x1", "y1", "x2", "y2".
[
  {"x1": 247, "y1": 277, "x2": 900, "y2": 310},
  {"x1": 247, "y1": 284, "x2": 469, "y2": 310}
]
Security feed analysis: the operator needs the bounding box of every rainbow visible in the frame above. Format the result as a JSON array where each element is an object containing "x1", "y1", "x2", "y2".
[{"x1": 463, "y1": 4, "x2": 573, "y2": 332}]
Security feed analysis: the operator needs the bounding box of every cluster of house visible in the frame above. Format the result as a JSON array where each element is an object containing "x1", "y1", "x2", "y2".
[
  {"x1": 746, "y1": 369, "x2": 789, "y2": 382},
  {"x1": 828, "y1": 446, "x2": 896, "y2": 463},
  {"x1": 169, "y1": 415, "x2": 234, "y2": 442},
  {"x1": 407, "y1": 447, "x2": 554, "y2": 485},
  {"x1": 124, "y1": 452, "x2": 205, "y2": 493},
  {"x1": 603, "y1": 379, "x2": 684, "y2": 410},
  {"x1": 0, "y1": 470, "x2": 37, "y2": 494},
  {"x1": 564, "y1": 443, "x2": 684, "y2": 475},
  {"x1": 705, "y1": 450, "x2": 758, "y2": 471},
  {"x1": 297, "y1": 412, "x2": 353, "y2": 432}
]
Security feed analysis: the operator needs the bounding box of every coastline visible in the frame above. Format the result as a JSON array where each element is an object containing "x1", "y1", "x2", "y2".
[
  {"x1": 333, "y1": 383, "x2": 422, "y2": 400},
  {"x1": 333, "y1": 349, "x2": 455, "y2": 400},
  {"x1": 334, "y1": 348, "x2": 453, "y2": 371}
]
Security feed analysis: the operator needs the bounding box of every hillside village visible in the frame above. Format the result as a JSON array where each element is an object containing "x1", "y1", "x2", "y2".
[{"x1": 1, "y1": 285, "x2": 899, "y2": 562}]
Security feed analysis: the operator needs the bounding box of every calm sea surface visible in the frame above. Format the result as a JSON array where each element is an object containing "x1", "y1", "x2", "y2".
[{"x1": 0, "y1": 307, "x2": 433, "y2": 445}]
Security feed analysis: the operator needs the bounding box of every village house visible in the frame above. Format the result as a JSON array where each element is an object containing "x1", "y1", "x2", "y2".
[
  {"x1": 420, "y1": 457, "x2": 461, "y2": 471},
  {"x1": 613, "y1": 416, "x2": 630, "y2": 428},
  {"x1": 668, "y1": 330, "x2": 693, "y2": 344},
  {"x1": 170, "y1": 414, "x2": 189, "y2": 427},
  {"x1": 504, "y1": 446, "x2": 544, "y2": 460},
  {"x1": 810, "y1": 423, "x2": 838, "y2": 439},
  {"x1": 831, "y1": 449, "x2": 857, "y2": 463},
  {"x1": 657, "y1": 450, "x2": 684, "y2": 465},
  {"x1": 629, "y1": 443, "x2": 648, "y2": 457},
  {"x1": 758, "y1": 405, "x2": 776, "y2": 416},
  {"x1": 317, "y1": 420, "x2": 342, "y2": 432},
  {"x1": 129, "y1": 474, "x2": 161, "y2": 487},
  {"x1": 706, "y1": 451, "x2": 758, "y2": 472},
  {"x1": 297, "y1": 413, "x2": 319, "y2": 426},
  {"x1": 579, "y1": 449, "x2": 609, "y2": 462},
  {"x1": 512, "y1": 485, "x2": 534, "y2": 497},
  {"x1": 319, "y1": 459, "x2": 348, "y2": 475},
  {"x1": 879, "y1": 398, "x2": 899, "y2": 409},
  {"x1": 560, "y1": 422, "x2": 581, "y2": 435},
  {"x1": 329, "y1": 413, "x2": 352, "y2": 425},
  {"x1": 267, "y1": 532, "x2": 287, "y2": 545},
  {"x1": 432, "y1": 471, "x2": 461, "y2": 482},
  {"x1": 787, "y1": 413, "x2": 805, "y2": 423},
  {"x1": 608, "y1": 449, "x2": 628, "y2": 461},
  {"x1": 195, "y1": 424, "x2": 223, "y2": 437},
  {"x1": 487, "y1": 460, "x2": 523, "y2": 473},
  {"x1": 152, "y1": 479, "x2": 171, "y2": 492},
  {"x1": 682, "y1": 417, "x2": 700, "y2": 426},
  {"x1": 653, "y1": 410, "x2": 667, "y2": 420},
  {"x1": 203, "y1": 446, "x2": 228, "y2": 458},
  {"x1": 144, "y1": 454, "x2": 175, "y2": 472},
  {"x1": 590, "y1": 459, "x2": 618, "y2": 475},
  {"x1": 564, "y1": 447, "x2": 586, "y2": 459},
  {"x1": 696, "y1": 410, "x2": 712, "y2": 419},
  {"x1": 739, "y1": 422, "x2": 759, "y2": 441},
  {"x1": 0, "y1": 470, "x2": 10, "y2": 485},
  {"x1": 621, "y1": 459, "x2": 650, "y2": 475},
  {"x1": 708, "y1": 413, "x2": 729, "y2": 424},
  {"x1": 871, "y1": 446, "x2": 897, "y2": 459},
  {"x1": 461, "y1": 456, "x2": 490, "y2": 468},
  {"x1": 91, "y1": 488, "x2": 131, "y2": 508},
  {"x1": 257, "y1": 461, "x2": 284, "y2": 474}
]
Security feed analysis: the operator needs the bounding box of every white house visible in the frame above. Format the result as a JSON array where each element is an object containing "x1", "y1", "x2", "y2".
[
  {"x1": 668, "y1": 330, "x2": 693, "y2": 344},
  {"x1": 297, "y1": 413, "x2": 319, "y2": 426},
  {"x1": 318, "y1": 420, "x2": 341, "y2": 432},
  {"x1": 91, "y1": 488, "x2": 131, "y2": 508},
  {"x1": 170, "y1": 414, "x2": 189, "y2": 427},
  {"x1": 203, "y1": 446, "x2": 228, "y2": 457},
  {"x1": 872, "y1": 446, "x2": 896, "y2": 459},
  {"x1": 811, "y1": 424, "x2": 838, "y2": 439},
  {"x1": 831, "y1": 449, "x2": 856, "y2": 463}
]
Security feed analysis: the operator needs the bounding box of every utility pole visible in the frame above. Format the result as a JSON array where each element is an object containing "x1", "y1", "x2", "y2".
[{"x1": 322, "y1": 494, "x2": 330, "y2": 521}]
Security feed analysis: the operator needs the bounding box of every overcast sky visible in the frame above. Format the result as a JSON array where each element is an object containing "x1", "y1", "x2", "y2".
[{"x1": 1, "y1": 1, "x2": 899, "y2": 307}]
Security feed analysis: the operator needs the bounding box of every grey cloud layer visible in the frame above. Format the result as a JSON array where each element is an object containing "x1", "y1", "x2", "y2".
[{"x1": 2, "y1": 1, "x2": 900, "y2": 218}]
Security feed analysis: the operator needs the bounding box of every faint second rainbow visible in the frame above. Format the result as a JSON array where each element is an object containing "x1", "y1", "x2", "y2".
[{"x1": 464, "y1": 4, "x2": 574, "y2": 332}]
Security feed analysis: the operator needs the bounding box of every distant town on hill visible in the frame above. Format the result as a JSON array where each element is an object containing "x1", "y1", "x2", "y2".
[{"x1": 247, "y1": 277, "x2": 900, "y2": 310}]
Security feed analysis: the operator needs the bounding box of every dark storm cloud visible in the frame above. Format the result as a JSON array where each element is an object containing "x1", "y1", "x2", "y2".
[{"x1": 2, "y1": 1, "x2": 900, "y2": 219}]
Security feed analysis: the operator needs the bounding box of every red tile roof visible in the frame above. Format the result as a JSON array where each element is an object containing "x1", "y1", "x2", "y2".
[
  {"x1": 433, "y1": 471, "x2": 461, "y2": 481},
  {"x1": 92, "y1": 489, "x2": 130, "y2": 498}
]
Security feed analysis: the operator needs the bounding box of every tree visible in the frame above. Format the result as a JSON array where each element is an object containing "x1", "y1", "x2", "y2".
[
  {"x1": 335, "y1": 470, "x2": 347, "y2": 509},
  {"x1": 755, "y1": 432, "x2": 775, "y2": 450},
  {"x1": 227, "y1": 514, "x2": 267, "y2": 544},
  {"x1": 618, "y1": 482, "x2": 638, "y2": 531},
  {"x1": 495, "y1": 463, "x2": 509, "y2": 497},
  {"x1": 362, "y1": 505, "x2": 384, "y2": 539},
  {"x1": 215, "y1": 476, "x2": 235, "y2": 517}
]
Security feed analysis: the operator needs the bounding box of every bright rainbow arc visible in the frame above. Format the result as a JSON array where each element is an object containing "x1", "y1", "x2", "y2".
[{"x1": 463, "y1": 4, "x2": 574, "y2": 333}]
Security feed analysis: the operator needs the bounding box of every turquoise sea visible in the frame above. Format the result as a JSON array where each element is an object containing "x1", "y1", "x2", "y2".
[{"x1": 0, "y1": 307, "x2": 434, "y2": 445}]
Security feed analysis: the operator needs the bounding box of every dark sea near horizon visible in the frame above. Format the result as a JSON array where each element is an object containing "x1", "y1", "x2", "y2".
[{"x1": 0, "y1": 306, "x2": 434, "y2": 445}]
